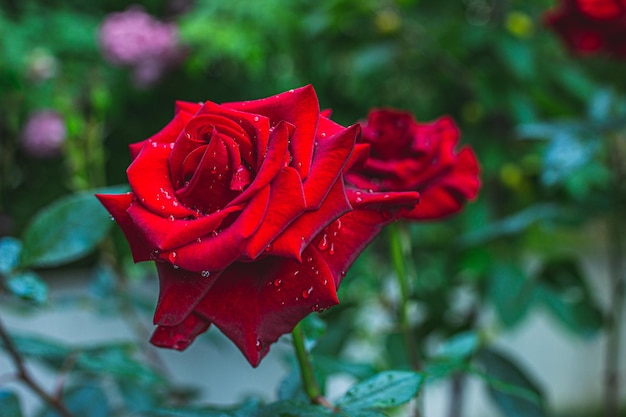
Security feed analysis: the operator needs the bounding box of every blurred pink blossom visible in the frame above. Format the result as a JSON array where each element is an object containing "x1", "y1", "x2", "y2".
[
  {"x1": 21, "y1": 111, "x2": 66, "y2": 158},
  {"x1": 98, "y1": 6, "x2": 183, "y2": 86}
]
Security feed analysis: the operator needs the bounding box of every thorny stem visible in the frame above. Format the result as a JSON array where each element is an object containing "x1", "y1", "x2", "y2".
[
  {"x1": 0, "y1": 315, "x2": 75, "y2": 417},
  {"x1": 291, "y1": 322, "x2": 333, "y2": 409},
  {"x1": 389, "y1": 222, "x2": 422, "y2": 417}
]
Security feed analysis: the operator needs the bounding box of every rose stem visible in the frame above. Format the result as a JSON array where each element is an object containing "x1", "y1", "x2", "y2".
[
  {"x1": 389, "y1": 222, "x2": 423, "y2": 417},
  {"x1": 605, "y1": 135, "x2": 625, "y2": 417},
  {"x1": 388, "y1": 222, "x2": 420, "y2": 371},
  {"x1": 0, "y1": 315, "x2": 75, "y2": 417},
  {"x1": 291, "y1": 321, "x2": 332, "y2": 408}
]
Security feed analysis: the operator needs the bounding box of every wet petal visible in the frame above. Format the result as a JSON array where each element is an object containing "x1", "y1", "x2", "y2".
[
  {"x1": 151, "y1": 313, "x2": 211, "y2": 351},
  {"x1": 96, "y1": 193, "x2": 153, "y2": 262},
  {"x1": 192, "y1": 254, "x2": 338, "y2": 367}
]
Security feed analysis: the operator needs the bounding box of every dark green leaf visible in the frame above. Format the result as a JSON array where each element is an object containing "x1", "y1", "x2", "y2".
[
  {"x1": 142, "y1": 400, "x2": 260, "y2": 417},
  {"x1": 76, "y1": 345, "x2": 165, "y2": 385},
  {"x1": 475, "y1": 348, "x2": 547, "y2": 417},
  {"x1": 336, "y1": 371, "x2": 424, "y2": 411},
  {"x1": 0, "y1": 237, "x2": 22, "y2": 275},
  {"x1": 39, "y1": 385, "x2": 109, "y2": 417},
  {"x1": 488, "y1": 264, "x2": 534, "y2": 328},
  {"x1": 6, "y1": 272, "x2": 48, "y2": 304},
  {"x1": 432, "y1": 331, "x2": 481, "y2": 361},
  {"x1": 20, "y1": 188, "x2": 125, "y2": 268},
  {"x1": 458, "y1": 204, "x2": 561, "y2": 247},
  {"x1": 6, "y1": 335, "x2": 71, "y2": 369},
  {"x1": 0, "y1": 390, "x2": 23, "y2": 417},
  {"x1": 534, "y1": 258, "x2": 603, "y2": 337}
]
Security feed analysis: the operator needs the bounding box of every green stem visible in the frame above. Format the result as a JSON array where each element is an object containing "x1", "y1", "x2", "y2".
[
  {"x1": 388, "y1": 222, "x2": 420, "y2": 371},
  {"x1": 291, "y1": 322, "x2": 332, "y2": 408}
]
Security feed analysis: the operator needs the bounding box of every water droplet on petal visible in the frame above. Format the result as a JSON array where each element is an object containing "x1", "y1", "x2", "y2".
[
  {"x1": 301, "y1": 287, "x2": 313, "y2": 299},
  {"x1": 329, "y1": 243, "x2": 335, "y2": 255},
  {"x1": 168, "y1": 215, "x2": 175, "y2": 222},
  {"x1": 317, "y1": 234, "x2": 328, "y2": 250},
  {"x1": 355, "y1": 197, "x2": 362, "y2": 203},
  {"x1": 253, "y1": 116, "x2": 259, "y2": 122},
  {"x1": 307, "y1": 256, "x2": 313, "y2": 263},
  {"x1": 168, "y1": 252, "x2": 177, "y2": 263},
  {"x1": 201, "y1": 270, "x2": 211, "y2": 278},
  {"x1": 265, "y1": 243, "x2": 272, "y2": 252},
  {"x1": 196, "y1": 237, "x2": 202, "y2": 243},
  {"x1": 293, "y1": 270, "x2": 300, "y2": 277},
  {"x1": 273, "y1": 278, "x2": 282, "y2": 287}
]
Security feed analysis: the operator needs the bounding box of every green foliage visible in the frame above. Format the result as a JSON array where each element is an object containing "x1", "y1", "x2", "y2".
[
  {"x1": 0, "y1": 390, "x2": 23, "y2": 417},
  {"x1": 19, "y1": 190, "x2": 117, "y2": 268},
  {"x1": 335, "y1": 371, "x2": 425, "y2": 411}
]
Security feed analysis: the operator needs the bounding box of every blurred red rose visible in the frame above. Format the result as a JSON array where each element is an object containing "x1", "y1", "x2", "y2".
[
  {"x1": 544, "y1": 0, "x2": 626, "y2": 57},
  {"x1": 345, "y1": 109, "x2": 480, "y2": 221},
  {"x1": 97, "y1": 86, "x2": 418, "y2": 366}
]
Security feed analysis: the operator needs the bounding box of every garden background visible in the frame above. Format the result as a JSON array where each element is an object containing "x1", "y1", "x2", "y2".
[{"x1": 1, "y1": 0, "x2": 625, "y2": 416}]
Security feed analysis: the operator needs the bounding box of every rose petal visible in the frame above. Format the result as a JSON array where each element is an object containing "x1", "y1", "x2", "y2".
[
  {"x1": 96, "y1": 193, "x2": 153, "y2": 262},
  {"x1": 127, "y1": 143, "x2": 197, "y2": 217},
  {"x1": 241, "y1": 167, "x2": 307, "y2": 259},
  {"x1": 267, "y1": 179, "x2": 351, "y2": 260},
  {"x1": 192, "y1": 254, "x2": 338, "y2": 366},
  {"x1": 224, "y1": 85, "x2": 319, "y2": 179},
  {"x1": 126, "y1": 202, "x2": 242, "y2": 251},
  {"x1": 153, "y1": 262, "x2": 220, "y2": 326},
  {"x1": 129, "y1": 110, "x2": 195, "y2": 160},
  {"x1": 161, "y1": 186, "x2": 271, "y2": 272},
  {"x1": 303, "y1": 124, "x2": 359, "y2": 209},
  {"x1": 151, "y1": 312, "x2": 211, "y2": 351}
]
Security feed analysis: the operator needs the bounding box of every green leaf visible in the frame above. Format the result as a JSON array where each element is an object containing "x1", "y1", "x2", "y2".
[
  {"x1": 256, "y1": 400, "x2": 336, "y2": 417},
  {"x1": 534, "y1": 258, "x2": 603, "y2": 338},
  {"x1": 5, "y1": 335, "x2": 71, "y2": 369},
  {"x1": 488, "y1": 264, "x2": 534, "y2": 328},
  {"x1": 0, "y1": 237, "x2": 22, "y2": 275},
  {"x1": 432, "y1": 331, "x2": 481, "y2": 361},
  {"x1": 475, "y1": 348, "x2": 547, "y2": 417},
  {"x1": 39, "y1": 385, "x2": 109, "y2": 417},
  {"x1": 458, "y1": 204, "x2": 561, "y2": 247},
  {"x1": 0, "y1": 390, "x2": 23, "y2": 417},
  {"x1": 336, "y1": 371, "x2": 424, "y2": 411},
  {"x1": 76, "y1": 345, "x2": 165, "y2": 385},
  {"x1": 20, "y1": 188, "x2": 123, "y2": 268},
  {"x1": 6, "y1": 271, "x2": 48, "y2": 304}
]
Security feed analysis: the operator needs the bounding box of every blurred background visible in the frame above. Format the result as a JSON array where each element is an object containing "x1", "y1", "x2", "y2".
[{"x1": 1, "y1": 0, "x2": 625, "y2": 416}]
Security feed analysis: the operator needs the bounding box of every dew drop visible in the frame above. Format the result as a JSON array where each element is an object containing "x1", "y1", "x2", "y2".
[
  {"x1": 355, "y1": 197, "x2": 362, "y2": 203},
  {"x1": 273, "y1": 278, "x2": 282, "y2": 287},
  {"x1": 255, "y1": 340, "x2": 262, "y2": 351},
  {"x1": 323, "y1": 279, "x2": 328, "y2": 285},
  {"x1": 151, "y1": 249, "x2": 160, "y2": 260},
  {"x1": 253, "y1": 116, "x2": 259, "y2": 122},
  {"x1": 301, "y1": 287, "x2": 313, "y2": 299},
  {"x1": 211, "y1": 166, "x2": 218, "y2": 174},
  {"x1": 317, "y1": 234, "x2": 328, "y2": 250},
  {"x1": 321, "y1": 132, "x2": 326, "y2": 137},
  {"x1": 168, "y1": 252, "x2": 177, "y2": 263},
  {"x1": 293, "y1": 270, "x2": 300, "y2": 277},
  {"x1": 329, "y1": 243, "x2": 335, "y2": 255},
  {"x1": 383, "y1": 194, "x2": 390, "y2": 199},
  {"x1": 109, "y1": 216, "x2": 115, "y2": 221},
  {"x1": 307, "y1": 256, "x2": 313, "y2": 263},
  {"x1": 201, "y1": 270, "x2": 211, "y2": 278},
  {"x1": 168, "y1": 215, "x2": 175, "y2": 222},
  {"x1": 211, "y1": 230, "x2": 219, "y2": 237},
  {"x1": 196, "y1": 237, "x2": 202, "y2": 243},
  {"x1": 172, "y1": 200, "x2": 179, "y2": 207},
  {"x1": 265, "y1": 243, "x2": 272, "y2": 252},
  {"x1": 161, "y1": 205, "x2": 166, "y2": 210}
]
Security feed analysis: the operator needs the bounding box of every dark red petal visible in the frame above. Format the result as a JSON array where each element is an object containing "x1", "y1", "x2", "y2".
[
  {"x1": 229, "y1": 121, "x2": 293, "y2": 207},
  {"x1": 175, "y1": 135, "x2": 240, "y2": 213},
  {"x1": 151, "y1": 312, "x2": 211, "y2": 351},
  {"x1": 344, "y1": 143, "x2": 372, "y2": 172},
  {"x1": 127, "y1": 143, "x2": 196, "y2": 218},
  {"x1": 241, "y1": 167, "x2": 307, "y2": 259},
  {"x1": 267, "y1": 179, "x2": 351, "y2": 260},
  {"x1": 192, "y1": 254, "x2": 338, "y2": 367},
  {"x1": 126, "y1": 202, "x2": 242, "y2": 251},
  {"x1": 196, "y1": 101, "x2": 266, "y2": 169},
  {"x1": 405, "y1": 147, "x2": 480, "y2": 220},
  {"x1": 175, "y1": 100, "x2": 202, "y2": 115},
  {"x1": 314, "y1": 189, "x2": 419, "y2": 288},
  {"x1": 160, "y1": 186, "x2": 271, "y2": 272},
  {"x1": 303, "y1": 124, "x2": 359, "y2": 209},
  {"x1": 224, "y1": 85, "x2": 319, "y2": 179},
  {"x1": 153, "y1": 262, "x2": 220, "y2": 326},
  {"x1": 96, "y1": 193, "x2": 153, "y2": 262},
  {"x1": 129, "y1": 110, "x2": 195, "y2": 160}
]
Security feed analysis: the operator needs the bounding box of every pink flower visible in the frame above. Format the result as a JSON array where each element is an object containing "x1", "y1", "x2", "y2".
[{"x1": 20, "y1": 111, "x2": 66, "y2": 158}]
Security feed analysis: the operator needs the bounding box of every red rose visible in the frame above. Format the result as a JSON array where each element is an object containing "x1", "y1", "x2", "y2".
[
  {"x1": 345, "y1": 109, "x2": 480, "y2": 221},
  {"x1": 97, "y1": 86, "x2": 418, "y2": 366},
  {"x1": 544, "y1": 0, "x2": 626, "y2": 57}
]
